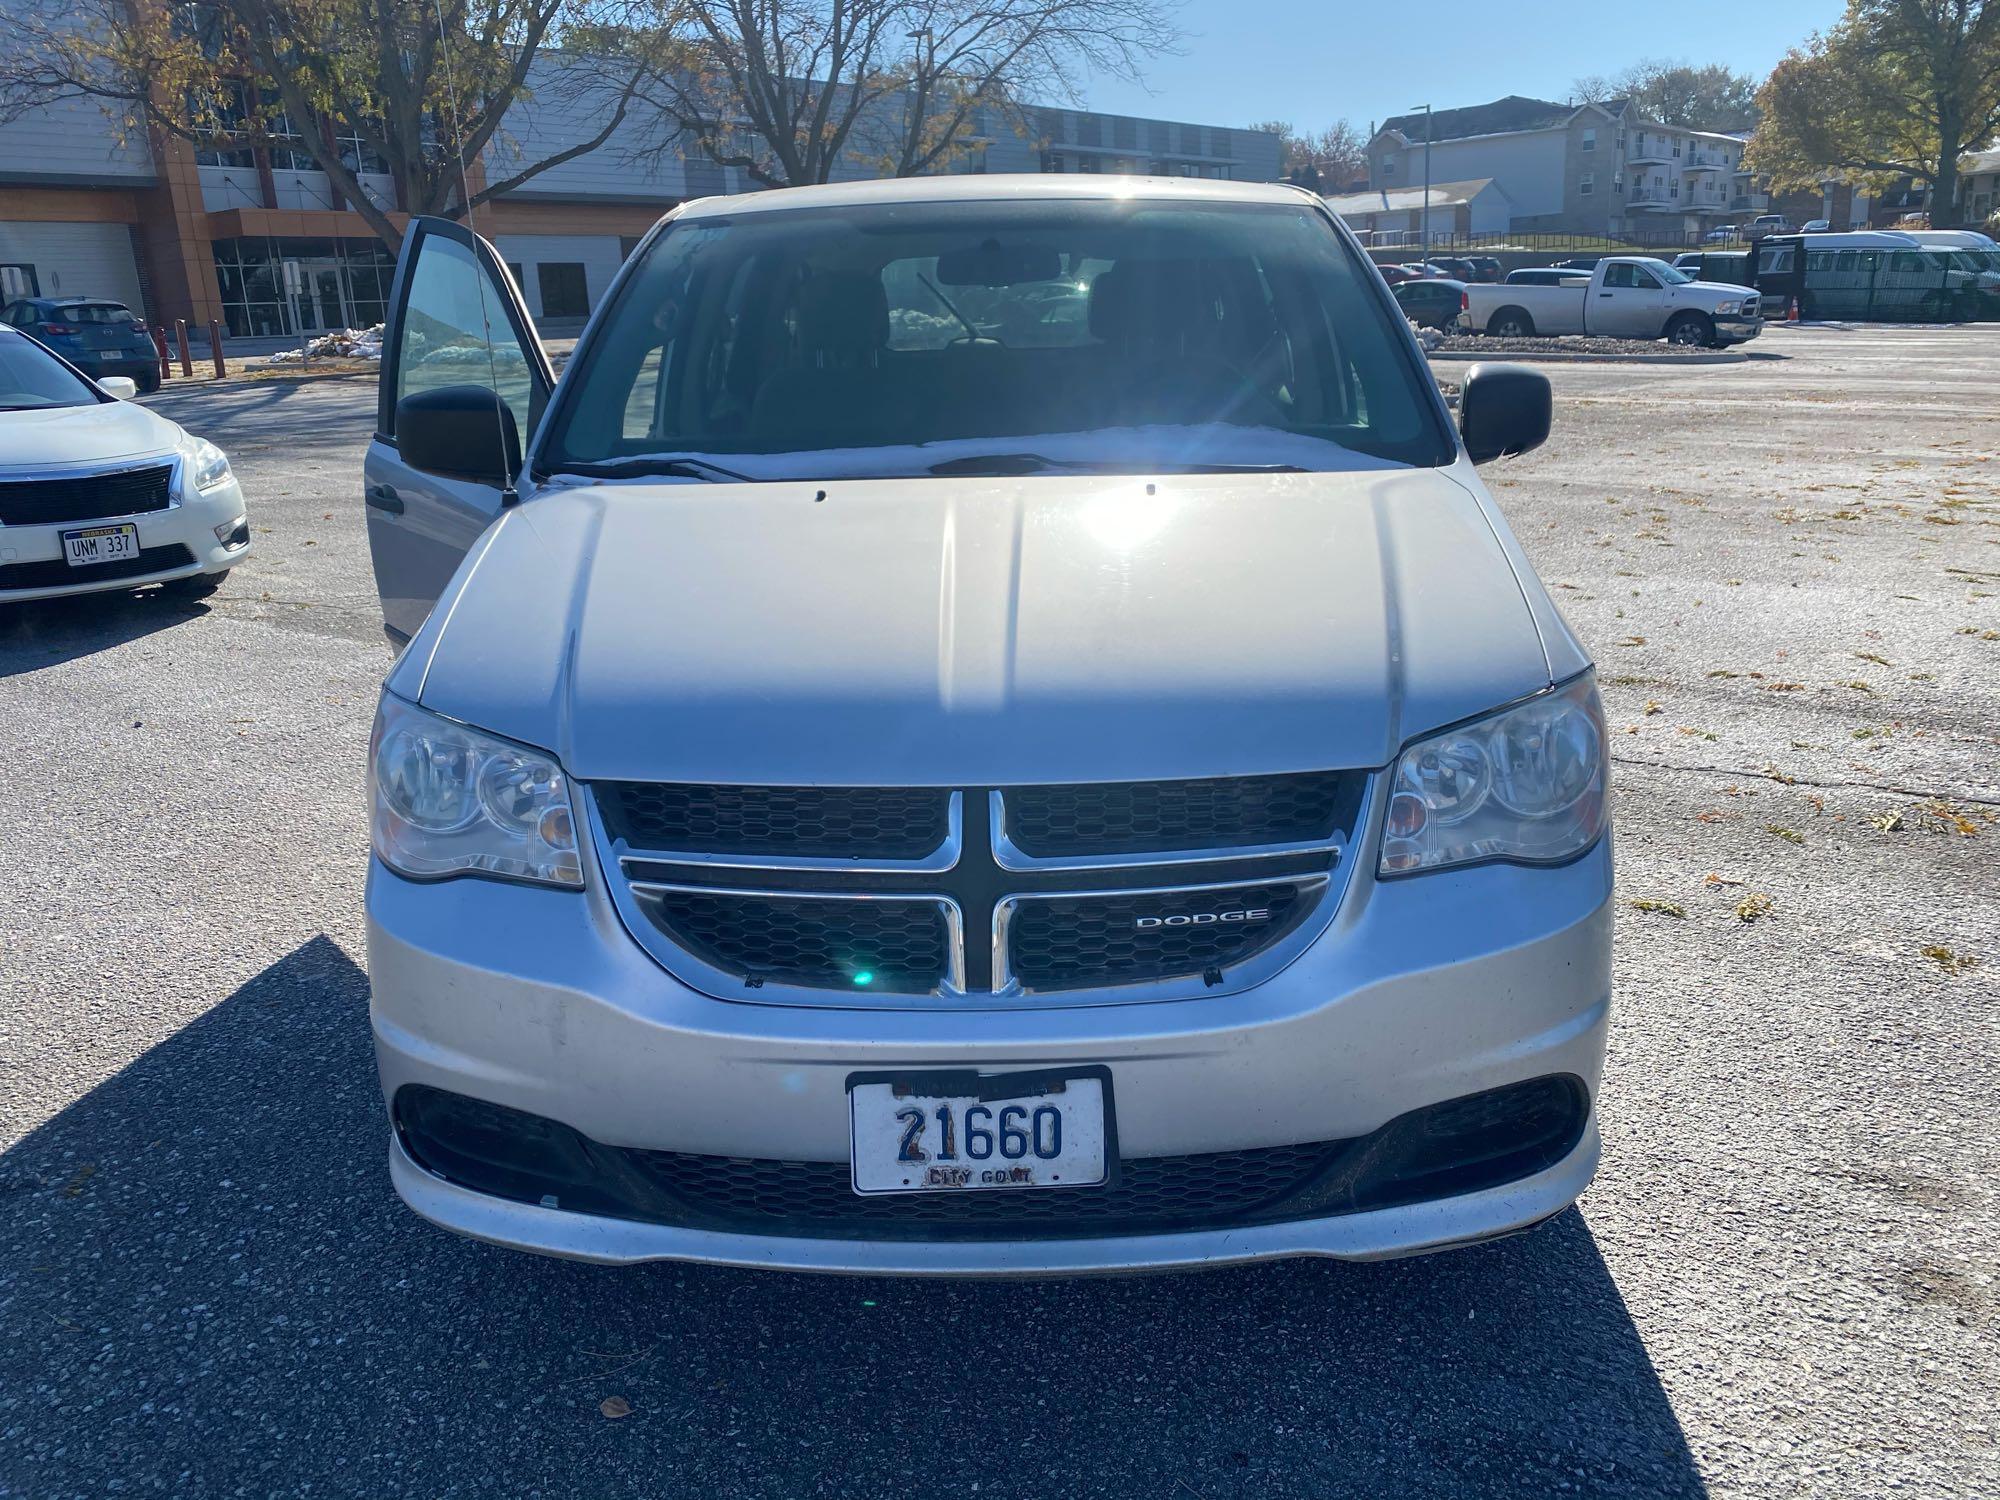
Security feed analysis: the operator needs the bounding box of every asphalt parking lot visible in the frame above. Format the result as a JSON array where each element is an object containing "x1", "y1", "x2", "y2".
[{"x1": 2, "y1": 323, "x2": 1995, "y2": 1498}]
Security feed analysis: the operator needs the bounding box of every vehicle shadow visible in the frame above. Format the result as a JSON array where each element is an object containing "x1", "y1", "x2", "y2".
[
  {"x1": 0, "y1": 586, "x2": 210, "y2": 676},
  {"x1": 1, "y1": 938, "x2": 1707, "y2": 1499}
]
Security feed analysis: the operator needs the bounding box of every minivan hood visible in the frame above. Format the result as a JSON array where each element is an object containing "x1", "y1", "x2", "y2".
[
  {"x1": 409, "y1": 467, "x2": 1556, "y2": 784},
  {"x1": 0, "y1": 399, "x2": 181, "y2": 469}
]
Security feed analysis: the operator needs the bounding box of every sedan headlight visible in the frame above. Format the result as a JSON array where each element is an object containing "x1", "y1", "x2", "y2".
[
  {"x1": 1713, "y1": 300, "x2": 1741, "y2": 316},
  {"x1": 370, "y1": 693, "x2": 582, "y2": 887},
  {"x1": 1380, "y1": 674, "x2": 1607, "y2": 876},
  {"x1": 182, "y1": 434, "x2": 232, "y2": 491}
]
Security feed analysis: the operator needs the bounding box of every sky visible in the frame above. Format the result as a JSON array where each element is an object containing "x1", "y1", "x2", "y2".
[{"x1": 1076, "y1": 0, "x2": 1842, "y2": 139}]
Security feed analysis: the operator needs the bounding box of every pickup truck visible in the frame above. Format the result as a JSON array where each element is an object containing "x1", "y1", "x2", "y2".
[{"x1": 1464, "y1": 256, "x2": 1763, "y2": 347}]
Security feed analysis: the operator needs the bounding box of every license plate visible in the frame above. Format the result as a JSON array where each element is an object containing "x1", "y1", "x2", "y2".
[
  {"x1": 848, "y1": 1069, "x2": 1113, "y2": 1195},
  {"x1": 63, "y1": 523, "x2": 140, "y2": 568}
]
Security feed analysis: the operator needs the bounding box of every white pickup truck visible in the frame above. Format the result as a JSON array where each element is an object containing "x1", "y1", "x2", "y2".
[{"x1": 1464, "y1": 256, "x2": 1763, "y2": 347}]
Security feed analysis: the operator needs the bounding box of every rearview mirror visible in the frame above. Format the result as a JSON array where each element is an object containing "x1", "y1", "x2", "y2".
[
  {"x1": 395, "y1": 385, "x2": 521, "y2": 485},
  {"x1": 96, "y1": 376, "x2": 138, "y2": 400},
  {"x1": 935, "y1": 239, "x2": 1062, "y2": 286},
  {"x1": 1459, "y1": 363, "x2": 1551, "y2": 464}
]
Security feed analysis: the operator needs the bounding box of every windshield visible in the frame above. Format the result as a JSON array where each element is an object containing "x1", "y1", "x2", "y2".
[
  {"x1": 0, "y1": 332, "x2": 99, "y2": 410},
  {"x1": 541, "y1": 197, "x2": 1452, "y2": 476}
]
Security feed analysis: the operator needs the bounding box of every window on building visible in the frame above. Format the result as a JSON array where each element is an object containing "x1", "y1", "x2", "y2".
[
  {"x1": 1, "y1": 264, "x2": 41, "y2": 302},
  {"x1": 1582, "y1": 128, "x2": 1596, "y2": 152},
  {"x1": 537, "y1": 262, "x2": 590, "y2": 319},
  {"x1": 1579, "y1": 173, "x2": 1595, "y2": 196}
]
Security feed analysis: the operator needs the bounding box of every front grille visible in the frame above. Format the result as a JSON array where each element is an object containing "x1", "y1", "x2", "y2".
[
  {"x1": 598, "y1": 782, "x2": 950, "y2": 859},
  {"x1": 630, "y1": 1144, "x2": 1333, "y2": 1233},
  {"x1": 595, "y1": 772, "x2": 1364, "y2": 1003},
  {"x1": 1005, "y1": 880, "x2": 1314, "y2": 991},
  {"x1": 0, "y1": 464, "x2": 174, "y2": 526},
  {"x1": 1002, "y1": 772, "x2": 1351, "y2": 857},
  {"x1": 0, "y1": 543, "x2": 194, "y2": 592},
  {"x1": 637, "y1": 887, "x2": 951, "y2": 993}
]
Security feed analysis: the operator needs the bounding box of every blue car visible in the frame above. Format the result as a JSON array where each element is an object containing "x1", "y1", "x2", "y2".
[{"x1": 2, "y1": 297, "x2": 161, "y2": 393}]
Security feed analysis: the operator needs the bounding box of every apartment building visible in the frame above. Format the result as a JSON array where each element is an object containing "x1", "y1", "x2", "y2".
[
  {"x1": 1365, "y1": 95, "x2": 1777, "y2": 239},
  {"x1": 0, "y1": 73, "x2": 1279, "y2": 339}
]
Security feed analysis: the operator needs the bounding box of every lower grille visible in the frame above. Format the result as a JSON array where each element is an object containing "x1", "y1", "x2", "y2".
[
  {"x1": 1003, "y1": 879, "x2": 1317, "y2": 992},
  {"x1": 0, "y1": 464, "x2": 174, "y2": 526},
  {"x1": 393, "y1": 1076, "x2": 1589, "y2": 1243},
  {"x1": 0, "y1": 542, "x2": 194, "y2": 591},
  {"x1": 636, "y1": 886, "x2": 952, "y2": 993}
]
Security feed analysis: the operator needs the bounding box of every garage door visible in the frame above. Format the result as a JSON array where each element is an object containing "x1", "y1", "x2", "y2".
[{"x1": 0, "y1": 222, "x2": 145, "y2": 316}]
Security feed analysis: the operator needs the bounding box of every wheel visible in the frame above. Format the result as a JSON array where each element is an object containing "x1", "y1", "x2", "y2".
[
  {"x1": 134, "y1": 368, "x2": 161, "y2": 395},
  {"x1": 1666, "y1": 312, "x2": 1715, "y2": 347},
  {"x1": 163, "y1": 569, "x2": 227, "y2": 599},
  {"x1": 1487, "y1": 308, "x2": 1535, "y2": 338}
]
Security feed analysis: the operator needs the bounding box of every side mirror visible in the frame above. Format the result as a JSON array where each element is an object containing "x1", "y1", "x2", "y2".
[
  {"x1": 395, "y1": 384, "x2": 521, "y2": 485},
  {"x1": 1459, "y1": 362, "x2": 1551, "y2": 464},
  {"x1": 97, "y1": 376, "x2": 139, "y2": 400}
]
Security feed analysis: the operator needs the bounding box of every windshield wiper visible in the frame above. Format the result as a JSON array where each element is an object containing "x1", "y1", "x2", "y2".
[
  {"x1": 927, "y1": 453, "x2": 1307, "y2": 477},
  {"x1": 544, "y1": 455, "x2": 752, "y2": 483}
]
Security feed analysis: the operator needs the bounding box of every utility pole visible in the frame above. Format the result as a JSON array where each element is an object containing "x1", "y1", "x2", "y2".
[{"x1": 1411, "y1": 103, "x2": 1433, "y2": 259}]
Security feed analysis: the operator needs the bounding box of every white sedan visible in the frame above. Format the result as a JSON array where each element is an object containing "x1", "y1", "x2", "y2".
[{"x1": 1, "y1": 325, "x2": 248, "y2": 602}]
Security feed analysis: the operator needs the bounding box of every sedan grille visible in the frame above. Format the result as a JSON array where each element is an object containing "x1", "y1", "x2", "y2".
[{"x1": 0, "y1": 464, "x2": 174, "y2": 526}]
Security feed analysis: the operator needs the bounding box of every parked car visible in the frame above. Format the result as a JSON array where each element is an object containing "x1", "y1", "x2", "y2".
[
  {"x1": 2, "y1": 296, "x2": 162, "y2": 394},
  {"x1": 1745, "y1": 215, "x2": 1797, "y2": 240},
  {"x1": 1466, "y1": 255, "x2": 1763, "y2": 345},
  {"x1": 0, "y1": 325, "x2": 248, "y2": 602},
  {"x1": 359, "y1": 179, "x2": 1610, "y2": 1274},
  {"x1": 1801, "y1": 220, "x2": 1832, "y2": 234},
  {"x1": 1703, "y1": 225, "x2": 1740, "y2": 244},
  {"x1": 1505, "y1": 267, "x2": 1594, "y2": 286},
  {"x1": 1392, "y1": 277, "x2": 1470, "y2": 329}
]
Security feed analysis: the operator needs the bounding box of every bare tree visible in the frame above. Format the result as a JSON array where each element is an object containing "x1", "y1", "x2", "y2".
[
  {"x1": 0, "y1": 0, "x2": 650, "y2": 250},
  {"x1": 597, "y1": 0, "x2": 1179, "y2": 189}
]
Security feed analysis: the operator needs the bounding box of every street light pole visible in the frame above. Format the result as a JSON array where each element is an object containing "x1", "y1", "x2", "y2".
[{"x1": 1411, "y1": 103, "x2": 1433, "y2": 259}]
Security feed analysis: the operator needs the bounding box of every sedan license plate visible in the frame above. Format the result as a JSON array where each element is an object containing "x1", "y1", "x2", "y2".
[
  {"x1": 848, "y1": 1069, "x2": 1112, "y2": 1195},
  {"x1": 63, "y1": 523, "x2": 140, "y2": 568}
]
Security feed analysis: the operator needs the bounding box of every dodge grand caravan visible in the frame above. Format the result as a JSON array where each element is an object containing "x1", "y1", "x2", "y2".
[{"x1": 362, "y1": 177, "x2": 1612, "y2": 1274}]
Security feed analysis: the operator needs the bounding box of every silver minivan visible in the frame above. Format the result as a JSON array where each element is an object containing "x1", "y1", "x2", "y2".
[{"x1": 362, "y1": 176, "x2": 1612, "y2": 1274}]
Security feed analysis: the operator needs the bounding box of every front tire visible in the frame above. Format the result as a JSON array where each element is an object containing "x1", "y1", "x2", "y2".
[
  {"x1": 1487, "y1": 307, "x2": 1536, "y2": 338},
  {"x1": 163, "y1": 569, "x2": 226, "y2": 599},
  {"x1": 1666, "y1": 311, "x2": 1715, "y2": 348}
]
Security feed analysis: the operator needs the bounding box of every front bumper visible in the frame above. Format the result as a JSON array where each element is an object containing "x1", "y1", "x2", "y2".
[
  {"x1": 0, "y1": 471, "x2": 248, "y2": 601},
  {"x1": 368, "y1": 824, "x2": 1614, "y2": 1273}
]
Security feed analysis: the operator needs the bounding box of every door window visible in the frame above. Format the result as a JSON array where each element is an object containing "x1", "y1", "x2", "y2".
[{"x1": 391, "y1": 232, "x2": 538, "y2": 442}]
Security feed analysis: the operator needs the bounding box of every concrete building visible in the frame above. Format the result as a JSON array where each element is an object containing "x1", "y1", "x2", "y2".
[
  {"x1": 1366, "y1": 96, "x2": 1775, "y2": 240},
  {"x1": 1320, "y1": 178, "x2": 1513, "y2": 243},
  {"x1": 0, "y1": 70, "x2": 1280, "y2": 338}
]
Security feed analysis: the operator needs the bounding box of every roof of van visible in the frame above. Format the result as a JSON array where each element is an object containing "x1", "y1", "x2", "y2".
[{"x1": 672, "y1": 174, "x2": 1316, "y2": 220}]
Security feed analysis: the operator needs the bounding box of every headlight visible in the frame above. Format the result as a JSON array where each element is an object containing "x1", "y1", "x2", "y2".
[
  {"x1": 1713, "y1": 300, "x2": 1740, "y2": 316},
  {"x1": 369, "y1": 693, "x2": 582, "y2": 887},
  {"x1": 182, "y1": 434, "x2": 232, "y2": 491},
  {"x1": 1380, "y1": 674, "x2": 1607, "y2": 876}
]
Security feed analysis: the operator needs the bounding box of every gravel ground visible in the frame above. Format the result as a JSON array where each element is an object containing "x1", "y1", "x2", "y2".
[
  {"x1": 1434, "y1": 331, "x2": 1731, "y2": 357},
  {"x1": 1, "y1": 324, "x2": 1995, "y2": 1498}
]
